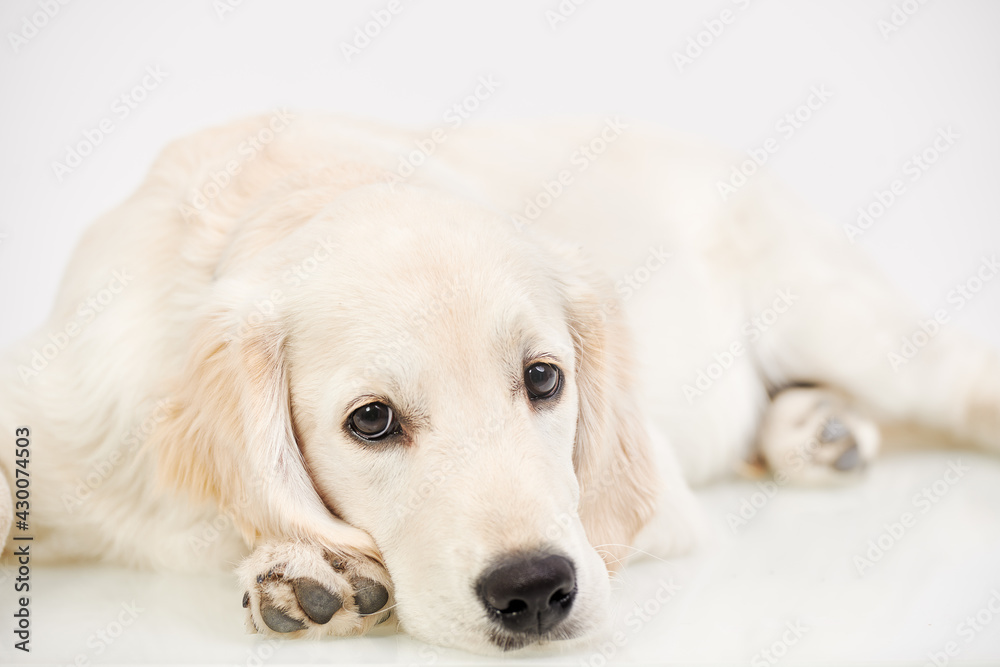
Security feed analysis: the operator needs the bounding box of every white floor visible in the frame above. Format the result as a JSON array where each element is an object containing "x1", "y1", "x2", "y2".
[{"x1": 2, "y1": 450, "x2": 998, "y2": 666}]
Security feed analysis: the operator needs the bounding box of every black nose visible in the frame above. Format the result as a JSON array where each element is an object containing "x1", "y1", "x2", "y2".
[{"x1": 478, "y1": 554, "x2": 576, "y2": 635}]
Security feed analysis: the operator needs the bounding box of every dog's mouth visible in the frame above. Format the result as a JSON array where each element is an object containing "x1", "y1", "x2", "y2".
[{"x1": 486, "y1": 617, "x2": 584, "y2": 652}]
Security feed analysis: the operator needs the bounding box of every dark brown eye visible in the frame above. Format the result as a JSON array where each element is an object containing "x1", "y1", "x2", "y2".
[
  {"x1": 524, "y1": 363, "x2": 561, "y2": 400},
  {"x1": 348, "y1": 402, "x2": 398, "y2": 440}
]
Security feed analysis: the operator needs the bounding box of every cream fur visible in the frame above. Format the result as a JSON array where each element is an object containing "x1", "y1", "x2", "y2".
[{"x1": 1, "y1": 113, "x2": 997, "y2": 654}]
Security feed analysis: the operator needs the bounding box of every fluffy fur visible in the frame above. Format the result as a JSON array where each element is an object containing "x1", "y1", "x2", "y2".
[{"x1": 1, "y1": 114, "x2": 998, "y2": 654}]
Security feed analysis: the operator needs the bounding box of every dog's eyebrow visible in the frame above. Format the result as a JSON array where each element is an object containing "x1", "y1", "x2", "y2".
[{"x1": 521, "y1": 346, "x2": 567, "y2": 367}]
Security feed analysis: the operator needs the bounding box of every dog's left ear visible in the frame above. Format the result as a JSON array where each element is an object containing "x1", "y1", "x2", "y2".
[{"x1": 556, "y1": 248, "x2": 661, "y2": 570}]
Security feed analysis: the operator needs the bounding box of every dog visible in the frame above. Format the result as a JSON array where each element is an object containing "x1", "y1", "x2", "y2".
[{"x1": 1, "y1": 113, "x2": 997, "y2": 655}]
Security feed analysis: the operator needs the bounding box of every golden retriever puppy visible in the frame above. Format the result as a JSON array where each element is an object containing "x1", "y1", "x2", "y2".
[{"x1": 1, "y1": 113, "x2": 997, "y2": 654}]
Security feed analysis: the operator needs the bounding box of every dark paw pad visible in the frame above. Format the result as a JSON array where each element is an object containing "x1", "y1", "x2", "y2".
[
  {"x1": 292, "y1": 578, "x2": 342, "y2": 625},
  {"x1": 260, "y1": 600, "x2": 306, "y2": 633},
  {"x1": 351, "y1": 577, "x2": 389, "y2": 615},
  {"x1": 833, "y1": 442, "x2": 862, "y2": 471},
  {"x1": 820, "y1": 417, "x2": 849, "y2": 443}
]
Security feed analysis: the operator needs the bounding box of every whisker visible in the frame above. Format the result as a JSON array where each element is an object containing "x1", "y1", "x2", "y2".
[
  {"x1": 592, "y1": 543, "x2": 674, "y2": 565},
  {"x1": 358, "y1": 602, "x2": 399, "y2": 617},
  {"x1": 593, "y1": 547, "x2": 631, "y2": 568}
]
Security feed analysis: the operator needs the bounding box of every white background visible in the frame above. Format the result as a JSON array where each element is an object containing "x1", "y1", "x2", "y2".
[
  {"x1": 1, "y1": 1, "x2": 998, "y2": 348},
  {"x1": 1, "y1": 1, "x2": 999, "y2": 666}
]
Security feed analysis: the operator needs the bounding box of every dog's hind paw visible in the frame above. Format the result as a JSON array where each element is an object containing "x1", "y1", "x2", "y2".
[
  {"x1": 237, "y1": 539, "x2": 393, "y2": 638},
  {"x1": 756, "y1": 386, "x2": 881, "y2": 485}
]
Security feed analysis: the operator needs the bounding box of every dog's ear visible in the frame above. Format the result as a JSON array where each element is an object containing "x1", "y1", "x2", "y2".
[
  {"x1": 558, "y1": 250, "x2": 661, "y2": 570},
  {"x1": 143, "y1": 300, "x2": 377, "y2": 558}
]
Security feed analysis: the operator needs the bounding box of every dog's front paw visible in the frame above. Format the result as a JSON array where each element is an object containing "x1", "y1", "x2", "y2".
[{"x1": 237, "y1": 540, "x2": 393, "y2": 638}]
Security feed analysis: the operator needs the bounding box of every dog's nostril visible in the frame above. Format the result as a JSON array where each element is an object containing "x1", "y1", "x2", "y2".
[
  {"x1": 550, "y1": 589, "x2": 573, "y2": 606},
  {"x1": 478, "y1": 553, "x2": 576, "y2": 635},
  {"x1": 496, "y1": 599, "x2": 528, "y2": 615}
]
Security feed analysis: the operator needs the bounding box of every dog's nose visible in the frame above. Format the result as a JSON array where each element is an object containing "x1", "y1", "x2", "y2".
[{"x1": 478, "y1": 554, "x2": 576, "y2": 635}]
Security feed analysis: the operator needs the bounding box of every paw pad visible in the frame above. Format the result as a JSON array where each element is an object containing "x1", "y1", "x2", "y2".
[
  {"x1": 293, "y1": 578, "x2": 343, "y2": 624},
  {"x1": 238, "y1": 540, "x2": 393, "y2": 638},
  {"x1": 351, "y1": 577, "x2": 389, "y2": 616},
  {"x1": 261, "y1": 599, "x2": 307, "y2": 633}
]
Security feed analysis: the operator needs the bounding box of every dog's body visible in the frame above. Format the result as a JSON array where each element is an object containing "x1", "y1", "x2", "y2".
[{"x1": 2, "y1": 114, "x2": 998, "y2": 653}]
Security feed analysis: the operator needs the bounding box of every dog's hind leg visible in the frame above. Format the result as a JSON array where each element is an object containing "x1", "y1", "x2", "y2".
[
  {"x1": 734, "y1": 181, "x2": 1000, "y2": 463},
  {"x1": 755, "y1": 266, "x2": 999, "y2": 458}
]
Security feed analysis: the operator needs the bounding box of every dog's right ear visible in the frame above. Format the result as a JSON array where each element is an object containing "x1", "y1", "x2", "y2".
[{"x1": 142, "y1": 301, "x2": 377, "y2": 558}]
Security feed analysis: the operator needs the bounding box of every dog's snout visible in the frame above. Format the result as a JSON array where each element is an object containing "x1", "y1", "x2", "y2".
[{"x1": 478, "y1": 554, "x2": 576, "y2": 635}]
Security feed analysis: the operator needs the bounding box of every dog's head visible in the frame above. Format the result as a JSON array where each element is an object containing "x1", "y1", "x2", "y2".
[{"x1": 152, "y1": 180, "x2": 659, "y2": 653}]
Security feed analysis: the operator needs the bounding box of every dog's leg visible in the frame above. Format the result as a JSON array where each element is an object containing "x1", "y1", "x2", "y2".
[
  {"x1": 238, "y1": 537, "x2": 394, "y2": 638},
  {"x1": 738, "y1": 182, "x2": 1000, "y2": 456},
  {"x1": 755, "y1": 273, "x2": 999, "y2": 455}
]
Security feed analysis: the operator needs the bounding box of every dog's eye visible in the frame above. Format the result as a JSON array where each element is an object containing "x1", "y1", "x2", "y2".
[
  {"x1": 524, "y1": 362, "x2": 562, "y2": 400},
  {"x1": 348, "y1": 402, "x2": 398, "y2": 440}
]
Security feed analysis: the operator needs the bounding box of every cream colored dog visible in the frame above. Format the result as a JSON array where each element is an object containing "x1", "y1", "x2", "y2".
[{"x1": 1, "y1": 113, "x2": 998, "y2": 654}]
